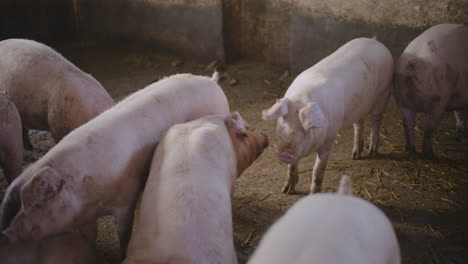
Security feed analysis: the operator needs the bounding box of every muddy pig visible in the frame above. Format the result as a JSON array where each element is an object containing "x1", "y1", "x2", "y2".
[
  {"x1": 0, "y1": 73, "x2": 230, "y2": 256},
  {"x1": 262, "y1": 38, "x2": 393, "y2": 193},
  {"x1": 123, "y1": 112, "x2": 268, "y2": 264},
  {"x1": 247, "y1": 175, "x2": 400, "y2": 264},
  {"x1": 0, "y1": 223, "x2": 97, "y2": 264},
  {"x1": 394, "y1": 24, "x2": 468, "y2": 159},
  {"x1": 0, "y1": 92, "x2": 23, "y2": 183},
  {"x1": 0, "y1": 38, "x2": 115, "y2": 149}
]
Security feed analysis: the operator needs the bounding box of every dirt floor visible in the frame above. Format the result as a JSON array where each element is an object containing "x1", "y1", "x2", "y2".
[{"x1": 1, "y1": 44, "x2": 467, "y2": 264}]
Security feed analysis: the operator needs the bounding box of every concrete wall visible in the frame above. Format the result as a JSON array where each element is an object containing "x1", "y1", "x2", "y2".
[
  {"x1": 74, "y1": 0, "x2": 224, "y2": 62},
  {"x1": 224, "y1": 0, "x2": 467, "y2": 72},
  {"x1": 0, "y1": 0, "x2": 74, "y2": 45},
  {"x1": 0, "y1": 0, "x2": 466, "y2": 69},
  {"x1": 223, "y1": 0, "x2": 292, "y2": 66},
  {"x1": 289, "y1": 0, "x2": 468, "y2": 73}
]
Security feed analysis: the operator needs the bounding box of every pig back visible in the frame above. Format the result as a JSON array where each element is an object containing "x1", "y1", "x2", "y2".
[
  {"x1": 126, "y1": 116, "x2": 237, "y2": 264},
  {"x1": 249, "y1": 194, "x2": 400, "y2": 264},
  {"x1": 287, "y1": 38, "x2": 393, "y2": 132},
  {"x1": 395, "y1": 24, "x2": 468, "y2": 110},
  {"x1": 33, "y1": 74, "x2": 229, "y2": 198}
]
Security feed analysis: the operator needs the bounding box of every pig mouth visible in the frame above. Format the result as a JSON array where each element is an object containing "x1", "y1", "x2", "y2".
[{"x1": 279, "y1": 152, "x2": 297, "y2": 164}]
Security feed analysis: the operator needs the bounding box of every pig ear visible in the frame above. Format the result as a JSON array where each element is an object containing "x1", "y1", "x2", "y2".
[
  {"x1": 225, "y1": 112, "x2": 250, "y2": 137},
  {"x1": 21, "y1": 167, "x2": 64, "y2": 210},
  {"x1": 262, "y1": 98, "x2": 288, "y2": 120},
  {"x1": 298, "y1": 102, "x2": 327, "y2": 130},
  {"x1": 337, "y1": 175, "x2": 353, "y2": 196}
]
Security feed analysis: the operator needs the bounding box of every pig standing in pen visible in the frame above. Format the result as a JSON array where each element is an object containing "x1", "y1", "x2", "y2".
[
  {"x1": 394, "y1": 24, "x2": 468, "y2": 159},
  {"x1": 0, "y1": 39, "x2": 115, "y2": 148},
  {"x1": 263, "y1": 38, "x2": 393, "y2": 193},
  {"x1": 247, "y1": 175, "x2": 400, "y2": 264},
  {"x1": 124, "y1": 112, "x2": 269, "y2": 264},
  {"x1": 0, "y1": 92, "x2": 23, "y2": 183},
  {"x1": 0, "y1": 73, "x2": 230, "y2": 256}
]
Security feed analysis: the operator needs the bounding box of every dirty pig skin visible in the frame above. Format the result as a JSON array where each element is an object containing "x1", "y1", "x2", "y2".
[
  {"x1": 0, "y1": 73, "x2": 230, "y2": 256},
  {"x1": 263, "y1": 38, "x2": 394, "y2": 194},
  {"x1": 248, "y1": 175, "x2": 400, "y2": 264},
  {"x1": 0, "y1": 39, "x2": 115, "y2": 149},
  {"x1": 394, "y1": 24, "x2": 468, "y2": 159},
  {"x1": 124, "y1": 112, "x2": 268, "y2": 264},
  {"x1": 0, "y1": 91, "x2": 23, "y2": 183}
]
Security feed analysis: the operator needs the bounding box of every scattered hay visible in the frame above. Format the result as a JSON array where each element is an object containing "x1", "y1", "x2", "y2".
[{"x1": 243, "y1": 230, "x2": 255, "y2": 246}]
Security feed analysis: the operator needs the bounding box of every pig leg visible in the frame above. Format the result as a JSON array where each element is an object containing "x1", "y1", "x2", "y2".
[
  {"x1": 1, "y1": 150, "x2": 22, "y2": 184},
  {"x1": 399, "y1": 107, "x2": 416, "y2": 153},
  {"x1": 310, "y1": 141, "x2": 333, "y2": 193},
  {"x1": 369, "y1": 88, "x2": 390, "y2": 156},
  {"x1": 282, "y1": 163, "x2": 298, "y2": 194},
  {"x1": 352, "y1": 119, "x2": 364, "y2": 160},
  {"x1": 422, "y1": 104, "x2": 445, "y2": 159},
  {"x1": 22, "y1": 126, "x2": 33, "y2": 150},
  {"x1": 114, "y1": 204, "x2": 137, "y2": 258},
  {"x1": 454, "y1": 110, "x2": 464, "y2": 141}
]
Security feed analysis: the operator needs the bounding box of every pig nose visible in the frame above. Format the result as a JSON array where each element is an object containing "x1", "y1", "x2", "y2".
[
  {"x1": 279, "y1": 152, "x2": 297, "y2": 164},
  {"x1": 261, "y1": 132, "x2": 269, "y2": 148}
]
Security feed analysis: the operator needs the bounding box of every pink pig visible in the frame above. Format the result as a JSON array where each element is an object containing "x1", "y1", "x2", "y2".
[
  {"x1": 0, "y1": 39, "x2": 115, "y2": 149},
  {"x1": 123, "y1": 112, "x2": 268, "y2": 264},
  {"x1": 394, "y1": 24, "x2": 468, "y2": 159},
  {"x1": 0, "y1": 223, "x2": 97, "y2": 264},
  {"x1": 247, "y1": 175, "x2": 400, "y2": 264},
  {"x1": 0, "y1": 73, "x2": 229, "y2": 256},
  {"x1": 0, "y1": 92, "x2": 23, "y2": 183},
  {"x1": 263, "y1": 38, "x2": 393, "y2": 193}
]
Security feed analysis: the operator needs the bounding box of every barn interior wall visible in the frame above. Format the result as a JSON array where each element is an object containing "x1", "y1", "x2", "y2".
[
  {"x1": 0, "y1": 0, "x2": 75, "y2": 45},
  {"x1": 0, "y1": 0, "x2": 466, "y2": 70}
]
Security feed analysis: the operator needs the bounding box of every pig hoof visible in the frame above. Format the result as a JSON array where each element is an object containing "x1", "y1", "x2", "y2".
[
  {"x1": 422, "y1": 152, "x2": 437, "y2": 160},
  {"x1": 404, "y1": 145, "x2": 416, "y2": 154},
  {"x1": 282, "y1": 184, "x2": 295, "y2": 194},
  {"x1": 455, "y1": 131, "x2": 464, "y2": 142},
  {"x1": 352, "y1": 152, "x2": 361, "y2": 160},
  {"x1": 309, "y1": 186, "x2": 321, "y2": 194}
]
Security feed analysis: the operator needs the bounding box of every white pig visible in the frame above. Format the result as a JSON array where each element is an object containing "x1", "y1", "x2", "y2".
[
  {"x1": 0, "y1": 73, "x2": 229, "y2": 255},
  {"x1": 262, "y1": 38, "x2": 393, "y2": 193},
  {"x1": 123, "y1": 112, "x2": 269, "y2": 264},
  {"x1": 247, "y1": 175, "x2": 401, "y2": 264},
  {"x1": 394, "y1": 24, "x2": 468, "y2": 159},
  {"x1": 0, "y1": 91, "x2": 23, "y2": 183},
  {"x1": 0, "y1": 38, "x2": 115, "y2": 149}
]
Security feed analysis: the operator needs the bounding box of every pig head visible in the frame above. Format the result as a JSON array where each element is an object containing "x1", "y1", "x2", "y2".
[
  {"x1": 1, "y1": 167, "x2": 79, "y2": 242},
  {"x1": 225, "y1": 112, "x2": 269, "y2": 176},
  {"x1": 262, "y1": 98, "x2": 327, "y2": 164}
]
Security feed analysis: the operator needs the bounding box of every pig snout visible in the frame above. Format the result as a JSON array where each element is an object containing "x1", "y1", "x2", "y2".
[
  {"x1": 279, "y1": 152, "x2": 297, "y2": 164},
  {"x1": 260, "y1": 132, "x2": 269, "y2": 149},
  {"x1": 2, "y1": 229, "x2": 20, "y2": 244}
]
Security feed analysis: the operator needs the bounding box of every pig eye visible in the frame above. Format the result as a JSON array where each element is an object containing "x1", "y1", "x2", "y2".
[{"x1": 232, "y1": 114, "x2": 238, "y2": 119}]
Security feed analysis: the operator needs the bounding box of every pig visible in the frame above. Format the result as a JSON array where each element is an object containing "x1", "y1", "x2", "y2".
[
  {"x1": 123, "y1": 112, "x2": 269, "y2": 264},
  {"x1": 394, "y1": 24, "x2": 468, "y2": 159},
  {"x1": 0, "y1": 73, "x2": 230, "y2": 256},
  {"x1": 0, "y1": 92, "x2": 23, "y2": 183},
  {"x1": 0, "y1": 223, "x2": 97, "y2": 264},
  {"x1": 0, "y1": 38, "x2": 115, "y2": 149},
  {"x1": 262, "y1": 38, "x2": 393, "y2": 194},
  {"x1": 247, "y1": 175, "x2": 401, "y2": 264}
]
